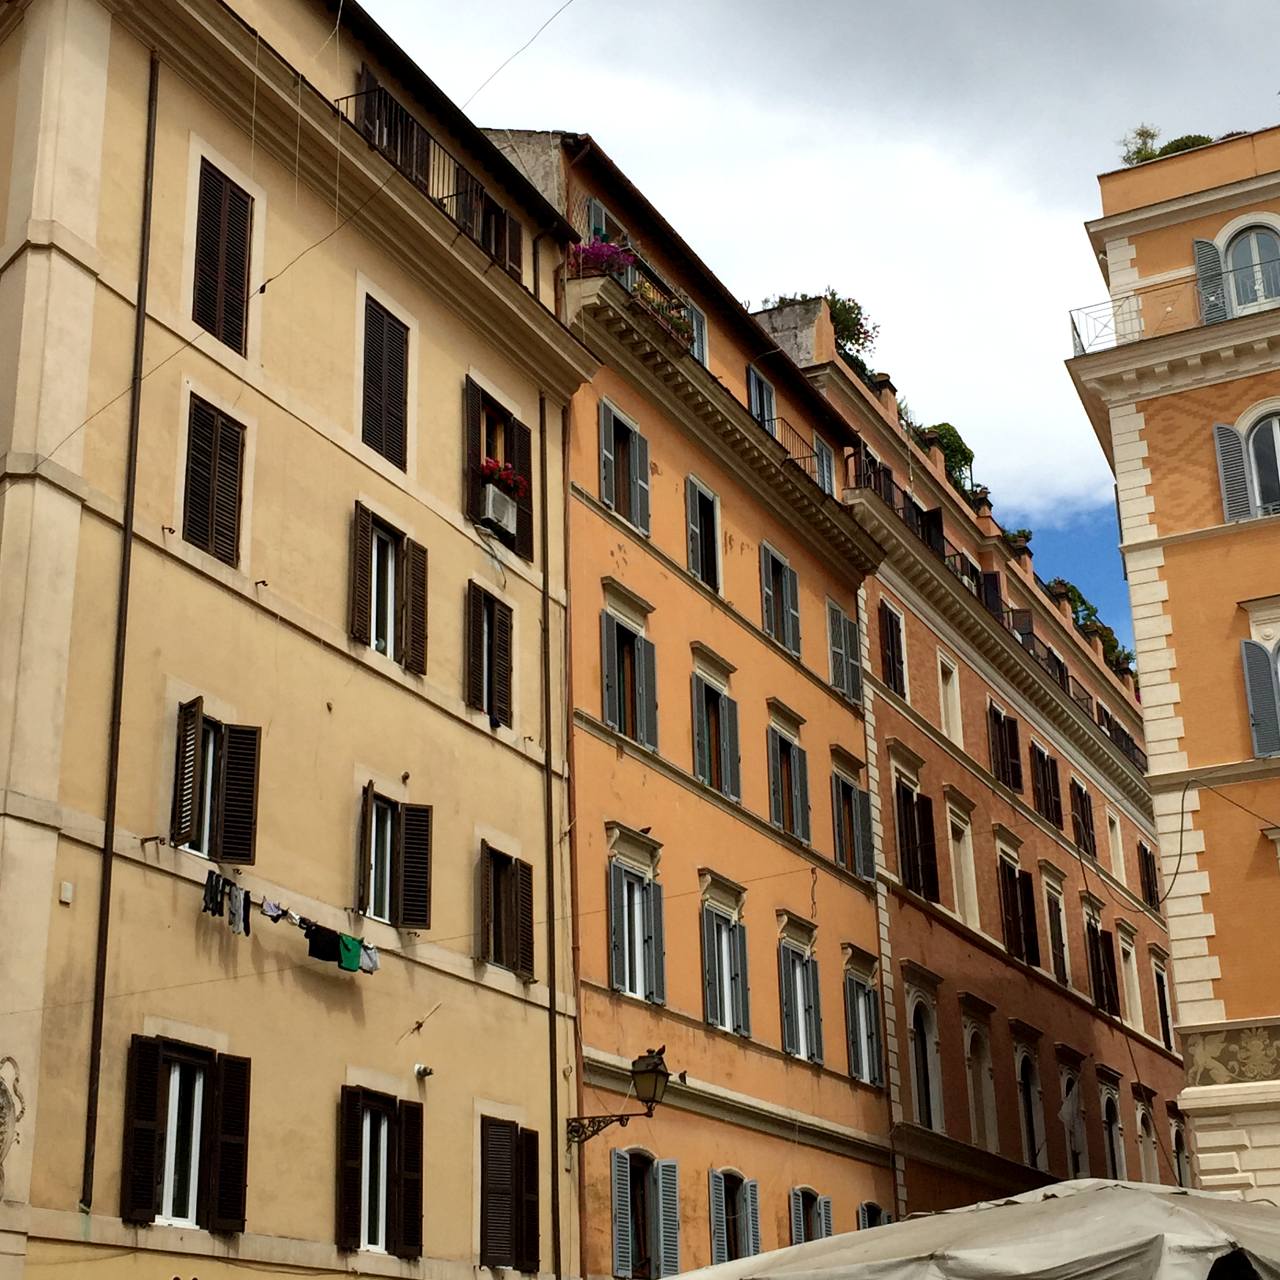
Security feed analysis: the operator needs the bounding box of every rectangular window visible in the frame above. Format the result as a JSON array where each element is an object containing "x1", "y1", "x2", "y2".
[
  {"x1": 120, "y1": 1036, "x2": 251, "y2": 1233},
  {"x1": 997, "y1": 857, "x2": 1041, "y2": 966},
  {"x1": 691, "y1": 675, "x2": 740, "y2": 800},
  {"x1": 192, "y1": 158, "x2": 253, "y2": 355},
  {"x1": 779, "y1": 942, "x2": 823, "y2": 1063},
  {"x1": 988, "y1": 704, "x2": 1023, "y2": 791},
  {"x1": 349, "y1": 503, "x2": 428, "y2": 675},
  {"x1": 1108, "y1": 814, "x2": 1125, "y2": 882},
  {"x1": 479, "y1": 842, "x2": 535, "y2": 979},
  {"x1": 357, "y1": 783, "x2": 433, "y2": 929},
  {"x1": 685, "y1": 478, "x2": 720, "y2": 590},
  {"x1": 760, "y1": 545, "x2": 801, "y2": 653},
  {"x1": 336, "y1": 1086, "x2": 423, "y2": 1259},
  {"x1": 1045, "y1": 882, "x2": 1069, "y2": 984},
  {"x1": 894, "y1": 778, "x2": 940, "y2": 903},
  {"x1": 1138, "y1": 843, "x2": 1162, "y2": 911},
  {"x1": 747, "y1": 366, "x2": 775, "y2": 429},
  {"x1": 1085, "y1": 918, "x2": 1121, "y2": 1015},
  {"x1": 701, "y1": 904, "x2": 750, "y2": 1035},
  {"x1": 599, "y1": 402, "x2": 651, "y2": 533},
  {"x1": 608, "y1": 860, "x2": 665, "y2": 1004},
  {"x1": 466, "y1": 582, "x2": 515, "y2": 728},
  {"x1": 1154, "y1": 961, "x2": 1174, "y2": 1050},
  {"x1": 1030, "y1": 744, "x2": 1064, "y2": 827},
  {"x1": 878, "y1": 600, "x2": 907, "y2": 697},
  {"x1": 170, "y1": 698, "x2": 260, "y2": 864},
  {"x1": 844, "y1": 972, "x2": 883, "y2": 1085},
  {"x1": 1070, "y1": 780, "x2": 1098, "y2": 857},
  {"x1": 767, "y1": 726, "x2": 810, "y2": 842},
  {"x1": 827, "y1": 602, "x2": 863, "y2": 703},
  {"x1": 480, "y1": 1117, "x2": 540, "y2": 1272},
  {"x1": 1120, "y1": 936, "x2": 1144, "y2": 1031},
  {"x1": 362, "y1": 296, "x2": 409, "y2": 469},
  {"x1": 464, "y1": 377, "x2": 533, "y2": 558},
  {"x1": 938, "y1": 655, "x2": 962, "y2": 745},
  {"x1": 183, "y1": 395, "x2": 246, "y2": 567},
  {"x1": 832, "y1": 771, "x2": 875, "y2": 879},
  {"x1": 949, "y1": 815, "x2": 979, "y2": 927},
  {"x1": 602, "y1": 612, "x2": 658, "y2": 750},
  {"x1": 689, "y1": 304, "x2": 708, "y2": 366},
  {"x1": 814, "y1": 435, "x2": 836, "y2": 495}
]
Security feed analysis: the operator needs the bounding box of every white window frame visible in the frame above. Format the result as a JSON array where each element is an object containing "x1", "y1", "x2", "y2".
[
  {"x1": 158, "y1": 1060, "x2": 205, "y2": 1227},
  {"x1": 880, "y1": 599, "x2": 909, "y2": 702},
  {"x1": 371, "y1": 522, "x2": 398, "y2": 658},
  {"x1": 188, "y1": 719, "x2": 220, "y2": 857},
  {"x1": 964, "y1": 1022, "x2": 997, "y2": 1152},
  {"x1": 707, "y1": 905, "x2": 736, "y2": 1033},
  {"x1": 906, "y1": 989, "x2": 943, "y2": 1132},
  {"x1": 1153, "y1": 957, "x2": 1175, "y2": 1050},
  {"x1": 1119, "y1": 930, "x2": 1144, "y2": 1032},
  {"x1": 1107, "y1": 811, "x2": 1125, "y2": 884},
  {"x1": 1136, "y1": 1104, "x2": 1159, "y2": 1183},
  {"x1": 1043, "y1": 875, "x2": 1070, "y2": 986},
  {"x1": 687, "y1": 475, "x2": 723, "y2": 594},
  {"x1": 360, "y1": 1105, "x2": 391, "y2": 1253},
  {"x1": 948, "y1": 810, "x2": 979, "y2": 929},
  {"x1": 1059, "y1": 1069, "x2": 1089, "y2": 1178},
  {"x1": 1226, "y1": 226, "x2": 1280, "y2": 316},
  {"x1": 813, "y1": 434, "x2": 836, "y2": 496},
  {"x1": 688, "y1": 301, "x2": 708, "y2": 367},
  {"x1": 620, "y1": 866, "x2": 650, "y2": 999},
  {"x1": 747, "y1": 366, "x2": 776, "y2": 430},
  {"x1": 1101, "y1": 1086, "x2": 1127, "y2": 1179},
  {"x1": 368, "y1": 794, "x2": 395, "y2": 923},
  {"x1": 783, "y1": 943, "x2": 812, "y2": 1060},
  {"x1": 1014, "y1": 1045, "x2": 1046, "y2": 1171},
  {"x1": 937, "y1": 652, "x2": 963, "y2": 747}
]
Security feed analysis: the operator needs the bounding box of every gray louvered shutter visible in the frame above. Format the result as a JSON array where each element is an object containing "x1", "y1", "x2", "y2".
[
  {"x1": 656, "y1": 1160, "x2": 680, "y2": 1277},
  {"x1": 638, "y1": 635, "x2": 658, "y2": 751},
  {"x1": 1242, "y1": 639, "x2": 1280, "y2": 757},
  {"x1": 858, "y1": 1202, "x2": 871, "y2": 1230},
  {"x1": 608, "y1": 861, "x2": 626, "y2": 990},
  {"x1": 760, "y1": 544, "x2": 775, "y2": 637},
  {"x1": 844, "y1": 972, "x2": 861, "y2": 1078},
  {"x1": 819, "y1": 1196, "x2": 833, "y2": 1239},
  {"x1": 686, "y1": 477, "x2": 702, "y2": 579},
  {"x1": 785, "y1": 566, "x2": 801, "y2": 654},
  {"x1": 722, "y1": 694, "x2": 741, "y2": 802},
  {"x1": 793, "y1": 744, "x2": 810, "y2": 843},
  {"x1": 1195, "y1": 238, "x2": 1231, "y2": 324},
  {"x1": 853, "y1": 787, "x2": 876, "y2": 880},
  {"x1": 632, "y1": 432, "x2": 651, "y2": 534},
  {"x1": 732, "y1": 920, "x2": 751, "y2": 1036},
  {"x1": 745, "y1": 1180, "x2": 761, "y2": 1255},
  {"x1": 779, "y1": 946, "x2": 798, "y2": 1055},
  {"x1": 601, "y1": 612, "x2": 619, "y2": 729},
  {"x1": 832, "y1": 774, "x2": 848, "y2": 867},
  {"x1": 701, "y1": 905, "x2": 721, "y2": 1026},
  {"x1": 599, "y1": 402, "x2": 616, "y2": 509},
  {"x1": 611, "y1": 1149, "x2": 632, "y2": 1279},
  {"x1": 866, "y1": 984, "x2": 884, "y2": 1085},
  {"x1": 645, "y1": 877, "x2": 666, "y2": 1005},
  {"x1": 1215, "y1": 424, "x2": 1254, "y2": 522},
  {"x1": 691, "y1": 675, "x2": 709, "y2": 784},
  {"x1": 789, "y1": 1188, "x2": 804, "y2": 1245},
  {"x1": 806, "y1": 955, "x2": 823, "y2": 1064},
  {"x1": 828, "y1": 603, "x2": 847, "y2": 693},
  {"x1": 845, "y1": 616, "x2": 863, "y2": 702},
  {"x1": 708, "y1": 1169, "x2": 727, "y2": 1264},
  {"x1": 767, "y1": 728, "x2": 783, "y2": 826}
]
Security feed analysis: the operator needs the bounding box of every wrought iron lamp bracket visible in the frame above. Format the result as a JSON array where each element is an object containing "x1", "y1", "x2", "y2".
[{"x1": 565, "y1": 1104, "x2": 654, "y2": 1145}]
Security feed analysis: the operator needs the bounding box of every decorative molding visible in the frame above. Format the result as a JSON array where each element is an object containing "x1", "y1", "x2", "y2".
[
  {"x1": 959, "y1": 991, "x2": 996, "y2": 1019},
  {"x1": 1009, "y1": 1017, "x2": 1043, "y2": 1043},
  {"x1": 900, "y1": 959, "x2": 943, "y2": 990},
  {"x1": 942, "y1": 783, "x2": 977, "y2": 815},
  {"x1": 690, "y1": 640, "x2": 736, "y2": 677},
  {"x1": 1184, "y1": 1023, "x2": 1280, "y2": 1087},
  {"x1": 1055, "y1": 1042, "x2": 1086, "y2": 1067},
  {"x1": 842, "y1": 941, "x2": 879, "y2": 973},
  {"x1": 992, "y1": 821, "x2": 1022, "y2": 851}
]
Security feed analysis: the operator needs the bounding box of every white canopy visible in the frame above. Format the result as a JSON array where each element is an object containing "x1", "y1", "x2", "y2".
[{"x1": 679, "y1": 1181, "x2": 1280, "y2": 1280}]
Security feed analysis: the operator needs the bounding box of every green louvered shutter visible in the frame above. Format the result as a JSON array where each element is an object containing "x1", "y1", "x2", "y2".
[{"x1": 1242, "y1": 639, "x2": 1280, "y2": 756}]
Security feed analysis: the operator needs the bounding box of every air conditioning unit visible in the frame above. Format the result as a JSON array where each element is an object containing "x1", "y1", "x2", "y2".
[{"x1": 482, "y1": 483, "x2": 517, "y2": 536}]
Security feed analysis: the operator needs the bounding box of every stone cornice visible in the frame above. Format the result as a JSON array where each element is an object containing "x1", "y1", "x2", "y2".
[
  {"x1": 114, "y1": 0, "x2": 597, "y2": 400},
  {"x1": 567, "y1": 276, "x2": 886, "y2": 580},
  {"x1": 891, "y1": 1121, "x2": 1053, "y2": 1193}
]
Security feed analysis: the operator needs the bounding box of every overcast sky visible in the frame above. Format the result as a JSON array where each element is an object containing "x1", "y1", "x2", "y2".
[{"x1": 359, "y1": 0, "x2": 1277, "y2": 633}]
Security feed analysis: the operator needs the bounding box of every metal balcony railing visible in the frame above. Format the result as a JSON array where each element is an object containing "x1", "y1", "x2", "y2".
[
  {"x1": 767, "y1": 416, "x2": 822, "y2": 488},
  {"x1": 569, "y1": 244, "x2": 695, "y2": 352}
]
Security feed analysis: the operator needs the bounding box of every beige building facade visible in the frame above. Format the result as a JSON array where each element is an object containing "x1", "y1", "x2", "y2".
[{"x1": 0, "y1": 1, "x2": 593, "y2": 1277}]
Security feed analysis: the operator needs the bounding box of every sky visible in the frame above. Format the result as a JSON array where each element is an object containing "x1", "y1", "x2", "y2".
[{"x1": 361, "y1": 0, "x2": 1280, "y2": 643}]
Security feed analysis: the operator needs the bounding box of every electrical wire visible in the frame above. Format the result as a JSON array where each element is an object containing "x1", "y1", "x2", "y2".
[{"x1": 460, "y1": 0, "x2": 578, "y2": 110}]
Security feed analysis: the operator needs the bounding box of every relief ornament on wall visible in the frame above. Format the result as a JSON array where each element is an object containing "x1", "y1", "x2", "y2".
[
  {"x1": 1185, "y1": 1025, "x2": 1280, "y2": 1087},
  {"x1": 0, "y1": 1056, "x2": 24, "y2": 1201}
]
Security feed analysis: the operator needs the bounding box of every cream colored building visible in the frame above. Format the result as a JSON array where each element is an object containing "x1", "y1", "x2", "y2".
[{"x1": 0, "y1": 1, "x2": 594, "y2": 1277}]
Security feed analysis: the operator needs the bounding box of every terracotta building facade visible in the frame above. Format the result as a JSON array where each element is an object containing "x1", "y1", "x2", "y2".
[{"x1": 1070, "y1": 126, "x2": 1280, "y2": 1198}]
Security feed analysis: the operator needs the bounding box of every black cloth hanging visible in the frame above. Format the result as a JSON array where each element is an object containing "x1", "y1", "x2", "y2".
[{"x1": 304, "y1": 920, "x2": 341, "y2": 963}]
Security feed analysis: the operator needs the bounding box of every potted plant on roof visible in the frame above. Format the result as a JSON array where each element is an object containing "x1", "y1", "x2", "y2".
[
  {"x1": 479, "y1": 457, "x2": 526, "y2": 536},
  {"x1": 1003, "y1": 527, "x2": 1033, "y2": 557},
  {"x1": 568, "y1": 237, "x2": 636, "y2": 280}
]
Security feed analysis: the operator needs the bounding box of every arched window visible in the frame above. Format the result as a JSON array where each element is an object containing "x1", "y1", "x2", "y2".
[
  {"x1": 1173, "y1": 1124, "x2": 1190, "y2": 1188},
  {"x1": 1138, "y1": 1109, "x2": 1159, "y2": 1183},
  {"x1": 909, "y1": 999, "x2": 940, "y2": 1131},
  {"x1": 965, "y1": 1026, "x2": 997, "y2": 1152},
  {"x1": 1228, "y1": 227, "x2": 1280, "y2": 312},
  {"x1": 1103, "y1": 1094, "x2": 1127, "y2": 1179},
  {"x1": 1060, "y1": 1072, "x2": 1089, "y2": 1177},
  {"x1": 1016, "y1": 1050, "x2": 1045, "y2": 1170},
  {"x1": 1248, "y1": 415, "x2": 1280, "y2": 513}
]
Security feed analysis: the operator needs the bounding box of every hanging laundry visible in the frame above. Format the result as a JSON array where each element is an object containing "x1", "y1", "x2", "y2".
[
  {"x1": 359, "y1": 944, "x2": 379, "y2": 975},
  {"x1": 201, "y1": 869, "x2": 226, "y2": 918},
  {"x1": 261, "y1": 900, "x2": 286, "y2": 923},
  {"x1": 304, "y1": 921, "x2": 341, "y2": 963},
  {"x1": 241, "y1": 890, "x2": 251, "y2": 938},
  {"x1": 337, "y1": 934, "x2": 362, "y2": 973},
  {"x1": 286, "y1": 910, "x2": 302, "y2": 927},
  {"x1": 228, "y1": 886, "x2": 245, "y2": 936}
]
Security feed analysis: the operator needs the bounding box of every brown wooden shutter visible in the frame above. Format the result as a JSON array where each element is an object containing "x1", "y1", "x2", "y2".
[
  {"x1": 211, "y1": 409, "x2": 245, "y2": 567},
  {"x1": 492, "y1": 596, "x2": 514, "y2": 727},
  {"x1": 1046, "y1": 758, "x2": 1064, "y2": 827},
  {"x1": 1017, "y1": 870, "x2": 1041, "y2": 968},
  {"x1": 357, "y1": 781, "x2": 376, "y2": 913},
  {"x1": 998, "y1": 860, "x2": 1022, "y2": 960},
  {"x1": 357, "y1": 63, "x2": 379, "y2": 139},
  {"x1": 465, "y1": 582, "x2": 487, "y2": 711},
  {"x1": 511, "y1": 418, "x2": 534, "y2": 560},
  {"x1": 915, "y1": 793, "x2": 940, "y2": 902},
  {"x1": 335, "y1": 1086, "x2": 364, "y2": 1251},
  {"x1": 208, "y1": 1053, "x2": 251, "y2": 1233},
  {"x1": 894, "y1": 778, "x2": 917, "y2": 890},
  {"x1": 514, "y1": 858, "x2": 534, "y2": 981},
  {"x1": 513, "y1": 1127, "x2": 540, "y2": 1273},
  {"x1": 193, "y1": 159, "x2": 252, "y2": 356},
  {"x1": 505, "y1": 214, "x2": 524, "y2": 284},
  {"x1": 402, "y1": 537, "x2": 428, "y2": 675},
  {"x1": 396, "y1": 803, "x2": 432, "y2": 929},
  {"x1": 349, "y1": 502, "x2": 374, "y2": 645},
  {"x1": 183, "y1": 397, "x2": 217, "y2": 555},
  {"x1": 119, "y1": 1034, "x2": 164, "y2": 1225},
  {"x1": 217, "y1": 724, "x2": 260, "y2": 865},
  {"x1": 362, "y1": 296, "x2": 386, "y2": 457},
  {"x1": 1100, "y1": 930, "x2": 1121, "y2": 1015},
  {"x1": 171, "y1": 697, "x2": 205, "y2": 846},
  {"x1": 395, "y1": 1100, "x2": 424, "y2": 1260},
  {"x1": 464, "y1": 378, "x2": 485, "y2": 520},
  {"x1": 1002, "y1": 715, "x2": 1023, "y2": 791},
  {"x1": 988, "y1": 705, "x2": 1005, "y2": 784},
  {"x1": 480, "y1": 1115, "x2": 518, "y2": 1267},
  {"x1": 476, "y1": 841, "x2": 493, "y2": 961},
  {"x1": 362, "y1": 297, "x2": 408, "y2": 470}
]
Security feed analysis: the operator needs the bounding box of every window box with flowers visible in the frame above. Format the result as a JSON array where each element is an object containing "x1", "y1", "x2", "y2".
[
  {"x1": 567, "y1": 238, "x2": 636, "y2": 280},
  {"x1": 480, "y1": 458, "x2": 527, "y2": 536}
]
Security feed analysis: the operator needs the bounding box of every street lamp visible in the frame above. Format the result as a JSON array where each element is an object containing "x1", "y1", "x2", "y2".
[{"x1": 566, "y1": 1047, "x2": 671, "y2": 1145}]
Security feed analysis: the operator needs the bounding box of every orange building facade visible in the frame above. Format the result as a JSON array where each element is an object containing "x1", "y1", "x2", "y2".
[{"x1": 1070, "y1": 126, "x2": 1280, "y2": 1198}]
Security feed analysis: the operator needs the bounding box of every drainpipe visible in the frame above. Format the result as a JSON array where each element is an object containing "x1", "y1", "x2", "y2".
[
  {"x1": 80, "y1": 50, "x2": 159, "y2": 1213},
  {"x1": 539, "y1": 392, "x2": 563, "y2": 1280}
]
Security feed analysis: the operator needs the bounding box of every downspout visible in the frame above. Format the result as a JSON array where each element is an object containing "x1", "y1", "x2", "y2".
[
  {"x1": 80, "y1": 50, "x2": 160, "y2": 1213},
  {"x1": 539, "y1": 392, "x2": 563, "y2": 1280}
]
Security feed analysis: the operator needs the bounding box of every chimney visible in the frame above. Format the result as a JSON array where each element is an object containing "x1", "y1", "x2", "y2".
[{"x1": 872, "y1": 372, "x2": 898, "y2": 423}]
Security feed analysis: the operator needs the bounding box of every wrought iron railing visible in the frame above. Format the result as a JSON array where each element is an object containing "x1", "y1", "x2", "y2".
[{"x1": 768, "y1": 416, "x2": 822, "y2": 488}]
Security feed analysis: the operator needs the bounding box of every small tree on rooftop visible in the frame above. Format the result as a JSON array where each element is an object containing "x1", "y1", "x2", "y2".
[{"x1": 1120, "y1": 123, "x2": 1161, "y2": 166}]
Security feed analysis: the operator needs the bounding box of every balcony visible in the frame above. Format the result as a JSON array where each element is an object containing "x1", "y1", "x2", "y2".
[
  {"x1": 765, "y1": 416, "x2": 829, "y2": 493},
  {"x1": 1070, "y1": 259, "x2": 1280, "y2": 356}
]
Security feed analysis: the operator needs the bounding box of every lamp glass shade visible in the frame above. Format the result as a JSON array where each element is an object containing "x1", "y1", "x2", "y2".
[{"x1": 631, "y1": 1050, "x2": 670, "y2": 1107}]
